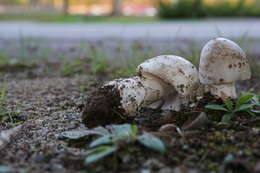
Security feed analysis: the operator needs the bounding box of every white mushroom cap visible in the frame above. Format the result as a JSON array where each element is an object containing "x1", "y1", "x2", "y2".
[
  {"x1": 138, "y1": 55, "x2": 199, "y2": 98},
  {"x1": 199, "y1": 38, "x2": 251, "y2": 100},
  {"x1": 137, "y1": 55, "x2": 199, "y2": 110},
  {"x1": 199, "y1": 38, "x2": 251, "y2": 84}
]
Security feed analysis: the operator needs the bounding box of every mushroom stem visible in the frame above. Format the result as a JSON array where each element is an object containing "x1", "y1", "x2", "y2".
[
  {"x1": 161, "y1": 95, "x2": 189, "y2": 111},
  {"x1": 207, "y1": 83, "x2": 237, "y2": 100}
]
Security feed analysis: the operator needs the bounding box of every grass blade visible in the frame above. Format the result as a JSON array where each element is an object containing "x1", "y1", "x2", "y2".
[
  {"x1": 237, "y1": 94, "x2": 254, "y2": 105},
  {"x1": 235, "y1": 104, "x2": 255, "y2": 112},
  {"x1": 224, "y1": 98, "x2": 233, "y2": 111},
  {"x1": 90, "y1": 135, "x2": 113, "y2": 148},
  {"x1": 130, "y1": 124, "x2": 138, "y2": 136},
  {"x1": 137, "y1": 133, "x2": 166, "y2": 153},
  {"x1": 221, "y1": 113, "x2": 234, "y2": 124},
  {"x1": 205, "y1": 104, "x2": 228, "y2": 112},
  {"x1": 84, "y1": 146, "x2": 117, "y2": 165}
]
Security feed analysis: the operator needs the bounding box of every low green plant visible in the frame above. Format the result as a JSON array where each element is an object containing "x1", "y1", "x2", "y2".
[
  {"x1": 176, "y1": 41, "x2": 200, "y2": 67},
  {"x1": 0, "y1": 81, "x2": 21, "y2": 125},
  {"x1": 86, "y1": 45, "x2": 109, "y2": 75},
  {"x1": 64, "y1": 124, "x2": 166, "y2": 165},
  {"x1": 0, "y1": 81, "x2": 9, "y2": 123},
  {"x1": 204, "y1": 1, "x2": 237, "y2": 17},
  {"x1": 0, "y1": 13, "x2": 157, "y2": 23},
  {"x1": 158, "y1": 0, "x2": 260, "y2": 19},
  {"x1": 60, "y1": 58, "x2": 85, "y2": 76},
  {"x1": 0, "y1": 80, "x2": 7, "y2": 116},
  {"x1": 0, "y1": 57, "x2": 10, "y2": 66},
  {"x1": 158, "y1": 0, "x2": 205, "y2": 19},
  {"x1": 206, "y1": 94, "x2": 260, "y2": 124},
  {"x1": 110, "y1": 57, "x2": 147, "y2": 78}
]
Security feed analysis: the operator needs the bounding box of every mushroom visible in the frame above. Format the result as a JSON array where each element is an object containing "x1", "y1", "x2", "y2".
[
  {"x1": 82, "y1": 55, "x2": 199, "y2": 127},
  {"x1": 199, "y1": 38, "x2": 251, "y2": 100},
  {"x1": 104, "y1": 76, "x2": 166, "y2": 117},
  {"x1": 137, "y1": 55, "x2": 199, "y2": 111}
]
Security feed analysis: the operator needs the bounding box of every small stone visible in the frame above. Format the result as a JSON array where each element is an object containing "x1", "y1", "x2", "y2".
[
  {"x1": 141, "y1": 169, "x2": 151, "y2": 173},
  {"x1": 67, "y1": 115, "x2": 76, "y2": 121},
  {"x1": 159, "y1": 124, "x2": 177, "y2": 133},
  {"x1": 158, "y1": 168, "x2": 173, "y2": 173},
  {"x1": 254, "y1": 162, "x2": 260, "y2": 173},
  {"x1": 0, "y1": 125, "x2": 22, "y2": 149},
  {"x1": 173, "y1": 166, "x2": 198, "y2": 173},
  {"x1": 143, "y1": 159, "x2": 165, "y2": 170},
  {"x1": 224, "y1": 153, "x2": 235, "y2": 163}
]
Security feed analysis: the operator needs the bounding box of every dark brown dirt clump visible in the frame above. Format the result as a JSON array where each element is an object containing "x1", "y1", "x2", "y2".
[{"x1": 82, "y1": 85, "x2": 126, "y2": 128}]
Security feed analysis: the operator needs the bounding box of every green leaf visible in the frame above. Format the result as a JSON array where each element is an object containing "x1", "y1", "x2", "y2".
[
  {"x1": 246, "y1": 110, "x2": 256, "y2": 117},
  {"x1": 251, "y1": 109, "x2": 260, "y2": 114},
  {"x1": 84, "y1": 146, "x2": 117, "y2": 165},
  {"x1": 225, "y1": 98, "x2": 233, "y2": 111},
  {"x1": 109, "y1": 124, "x2": 132, "y2": 137},
  {"x1": 59, "y1": 130, "x2": 104, "y2": 140},
  {"x1": 2, "y1": 116, "x2": 9, "y2": 122},
  {"x1": 221, "y1": 113, "x2": 234, "y2": 124},
  {"x1": 235, "y1": 104, "x2": 255, "y2": 112},
  {"x1": 89, "y1": 135, "x2": 113, "y2": 148},
  {"x1": 237, "y1": 94, "x2": 254, "y2": 105},
  {"x1": 130, "y1": 124, "x2": 138, "y2": 137},
  {"x1": 0, "y1": 81, "x2": 6, "y2": 105},
  {"x1": 0, "y1": 166, "x2": 12, "y2": 173},
  {"x1": 205, "y1": 104, "x2": 228, "y2": 112},
  {"x1": 0, "y1": 107, "x2": 7, "y2": 116},
  {"x1": 251, "y1": 94, "x2": 260, "y2": 105},
  {"x1": 92, "y1": 126, "x2": 110, "y2": 135},
  {"x1": 137, "y1": 133, "x2": 166, "y2": 153}
]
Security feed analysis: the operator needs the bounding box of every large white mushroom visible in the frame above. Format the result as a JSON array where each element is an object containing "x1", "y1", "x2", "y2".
[
  {"x1": 137, "y1": 55, "x2": 199, "y2": 111},
  {"x1": 83, "y1": 55, "x2": 199, "y2": 127},
  {"x1": 199, "y1": 38, "x2": 251, "y2": 100}
]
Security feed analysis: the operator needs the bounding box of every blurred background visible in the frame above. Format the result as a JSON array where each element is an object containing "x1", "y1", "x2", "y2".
[
  {"x1": 0, "y1": 0, "x2": 260, "y2": 18},
  {"x1": 0, "y1": 0, "x2": 259, "y2": 79},
  {"x1": 1, "y1": 2, "x2": 260, "y2": 173},
  {"x1": 0, "y1": 0, "x2": 158, "y2": 17}
]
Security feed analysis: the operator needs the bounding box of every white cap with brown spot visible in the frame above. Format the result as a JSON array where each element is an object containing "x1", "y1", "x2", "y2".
[
  {"x1": 138, "y1": 55, "x2": 199, "y2": 111},
  {"x1": 199, "y1": 38, "x2": 251, "y2": 100}
]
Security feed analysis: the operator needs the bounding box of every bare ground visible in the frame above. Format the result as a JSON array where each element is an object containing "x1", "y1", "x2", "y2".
[{"x1": 0, "y1": 58, "x2": 259, "y2": 173}]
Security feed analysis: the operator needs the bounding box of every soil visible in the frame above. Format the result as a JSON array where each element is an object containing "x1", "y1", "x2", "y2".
[
  {"x1": 0, "y1": 60, "x2": 259, "y2": 173},
  {"x1": 82, "y1": 85, "x2": 126, "y2": 128}
]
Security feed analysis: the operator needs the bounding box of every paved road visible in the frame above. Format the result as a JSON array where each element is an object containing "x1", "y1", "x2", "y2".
[
  {"x1": 1, "y1": 19, "x2": 260, "y2": 61},
  {"x1": 0, "y1": 19, "x2": 260, "y2": 41}
]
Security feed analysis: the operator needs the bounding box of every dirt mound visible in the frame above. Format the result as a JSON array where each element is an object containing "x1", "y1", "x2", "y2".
[{"x1": 82, "y1": 85, "x2": 126, "y2": 128}]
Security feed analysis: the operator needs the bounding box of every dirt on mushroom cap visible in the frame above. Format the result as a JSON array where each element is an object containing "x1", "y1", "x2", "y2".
[{"x1": 199, "y1": 38, "x2": 251, "y2": 84}]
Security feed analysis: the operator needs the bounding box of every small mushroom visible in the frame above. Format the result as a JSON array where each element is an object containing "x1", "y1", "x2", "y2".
[
  {"x1": 82, "y1": 55, "x2": 199, "y2": 127},
  {"x1": 199, "y1": 38, "x2": 251, "y2": 100}
]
